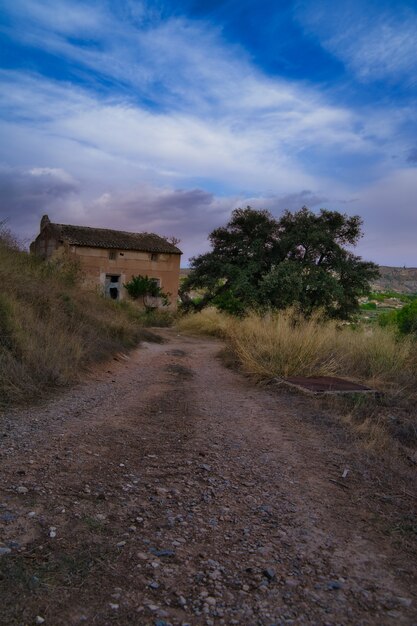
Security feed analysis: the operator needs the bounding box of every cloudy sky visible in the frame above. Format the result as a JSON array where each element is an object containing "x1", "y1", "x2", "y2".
[{"x1": 0, "y1": 0, "x2": 416, "y2": 265}]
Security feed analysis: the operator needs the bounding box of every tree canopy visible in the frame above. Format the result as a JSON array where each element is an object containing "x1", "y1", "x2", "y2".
[{"x1": 180, "y1": 206, "x2": 379, "y2": 319}]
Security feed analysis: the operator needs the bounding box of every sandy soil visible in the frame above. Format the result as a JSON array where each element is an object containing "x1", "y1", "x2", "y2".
[{"x1": 0, "y1": 329, "x2": 416, "y2": 625}]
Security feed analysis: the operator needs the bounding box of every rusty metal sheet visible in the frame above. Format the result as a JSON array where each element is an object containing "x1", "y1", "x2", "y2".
[{"x1": 280, "y1": 376, "x2": 376, "y2": 395}]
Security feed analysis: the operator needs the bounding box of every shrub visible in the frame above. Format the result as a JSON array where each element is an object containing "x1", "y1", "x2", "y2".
[
  {"x1": 397, "y1": 300, "x2": 417, "y2": 335},
  {"x1": 124, "y1": 275, "x2": 170, "y2": 308},
  {"x1": 177, "y1": 307, "x2": 232, "y2": 337},
  {"x1": 178, "y1": 308, "x2": 417, "y2": 390},
  {"x1": 378, "y1": 309, "x2": 398, "y2": 328},
  {"x1": 0, "y1": 242, "x2": 149, "y2": 405}
]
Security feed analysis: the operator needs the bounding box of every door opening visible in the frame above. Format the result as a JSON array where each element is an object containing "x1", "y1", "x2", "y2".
[{"x1": 105, "y1": 274, "x2": 121, "y2": 300}]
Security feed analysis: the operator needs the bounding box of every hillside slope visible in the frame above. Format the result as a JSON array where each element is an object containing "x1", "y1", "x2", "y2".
[
  {"x1": 0, "y1": 241, "x2": 151, "y2": 405},
  {"x1": 373, "y1": 266, "x2": 417, "y2": 294}
]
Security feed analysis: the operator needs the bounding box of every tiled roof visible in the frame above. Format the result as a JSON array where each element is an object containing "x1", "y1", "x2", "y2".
[{"x1": 47, "y1": 222, "x2": 182, "y2": 254}]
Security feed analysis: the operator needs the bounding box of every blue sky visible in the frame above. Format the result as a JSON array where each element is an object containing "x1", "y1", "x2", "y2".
[{"x1": 0, "y1": 0, "x2": 416, "y2": 264}]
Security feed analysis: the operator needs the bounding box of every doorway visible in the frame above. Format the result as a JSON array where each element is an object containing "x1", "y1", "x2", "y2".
[{"x1": 105, "y1": 274, "x2": 121, "y2": 300}]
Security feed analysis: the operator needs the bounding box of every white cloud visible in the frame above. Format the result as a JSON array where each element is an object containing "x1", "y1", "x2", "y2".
[
  {"x1": 1, "y1": 0, "x2": 417, "y2": 265},
  {"x1": 28, "y1": 168, "x2": 77, "y2": 185},
  {"x1": 0, "y1": 64, "x2": 389, "y2": 200},
  {"x1": 296, "y1": 0, "x2": 417, "y2": 84}
]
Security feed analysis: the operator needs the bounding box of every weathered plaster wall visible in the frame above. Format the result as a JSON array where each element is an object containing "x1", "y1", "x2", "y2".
[
  {"x1": 32, "y1": 233, "x2": 181, "y2": 308},
  {"x1": 71, "y1": 246, "x2": 181, "y2": 307}
]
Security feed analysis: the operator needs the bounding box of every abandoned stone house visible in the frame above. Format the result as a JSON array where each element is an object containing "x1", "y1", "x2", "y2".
[{"x1": 30, "y1": 215, "x2": 182, "y2": 307}]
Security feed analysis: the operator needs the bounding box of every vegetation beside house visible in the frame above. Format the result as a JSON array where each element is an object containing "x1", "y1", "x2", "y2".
[
  {"x1": 0, "y1": 225, "x2": 163, "y2": 406},
  {"x1": 180, "y1": 206, "x2": 379, "y2": 318}
]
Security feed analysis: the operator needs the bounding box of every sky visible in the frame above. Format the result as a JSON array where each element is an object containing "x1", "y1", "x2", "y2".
[{"x1": 0, "y1": 0, "x2": 416, "y2": 265}]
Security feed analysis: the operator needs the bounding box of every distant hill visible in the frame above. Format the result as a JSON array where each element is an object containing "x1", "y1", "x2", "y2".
[{"x1": 372, "y1": 266, "x2": 417, "y2": 294}]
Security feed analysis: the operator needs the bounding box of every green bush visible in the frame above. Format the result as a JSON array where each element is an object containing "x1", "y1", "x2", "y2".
[
  {"x1": 124, "y1": 275, "x2": 170, "y2": 307},
  {"x1": 360, "y1": 302, "x2": 377, "y2": 310},
  {"x1": 212, "y1": 290, "x2": 247, "y2": 316},
  {"x1": 397, "y1": 300, "x2": 417, "y2": 335},
  {"x1": 378, "y1": 309, "x2": 398, "y2": 328}
]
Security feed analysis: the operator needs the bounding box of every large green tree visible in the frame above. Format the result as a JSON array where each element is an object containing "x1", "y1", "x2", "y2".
[{"x1": 180, "y1": 206, "x2": 379, "y2": 319}]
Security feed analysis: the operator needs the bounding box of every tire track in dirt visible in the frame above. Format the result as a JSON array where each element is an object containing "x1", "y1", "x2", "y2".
[{"x1": 0, "y1": 330, "x2": 416, "y2": 625}]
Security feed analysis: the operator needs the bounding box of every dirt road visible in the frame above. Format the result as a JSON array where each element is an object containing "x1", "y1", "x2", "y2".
[{"x1": 1, "y1": 330, "x2": 416, "y2": 625}]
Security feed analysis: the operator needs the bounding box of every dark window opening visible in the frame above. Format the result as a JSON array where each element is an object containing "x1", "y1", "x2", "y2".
[
  {"x1": 150, "y1": 252, "x2": 159, "y2": 261},
  {"x1": 109, "y1": 250, "x2": 117, "y2": 260},
  {"x1": 105, "y1": 274, "x2": 121, "y2": 300}
]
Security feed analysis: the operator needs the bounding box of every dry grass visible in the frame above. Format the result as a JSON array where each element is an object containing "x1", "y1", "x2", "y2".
[
  {"x1": 179, "y1": 308, "x2": 416, "y2": 387},
  {"x1": 177, "y1": 307, "x2": 233, "y2": 337},
  {"x1": 231, "y1": 311, "x2": 417, "y2": 388},
  {"x1": 0, "y1": 242, "x2": 153, "y2": 405},
  {"x1": 178, "y1": 308, "x2": 417, "y2": 451}
]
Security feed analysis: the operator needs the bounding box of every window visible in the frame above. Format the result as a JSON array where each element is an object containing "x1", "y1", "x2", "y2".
[
  {"x1": 109, "y1": 250, "x2": 117, "y2": 260},
  {"x1": 150, "y1": 252, "x2": 159, "y2": 261},
  {"x1": 150, "y1": 277, "x2": 161, "y2": 288}
]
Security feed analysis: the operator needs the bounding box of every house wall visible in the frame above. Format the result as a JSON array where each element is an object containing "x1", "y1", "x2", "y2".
[
  {"x1": 31, "y1": 232, "x2": 181, "y2": 308},
  {"x1": 70, "y1": 245, "x2": 181, "y2": 307},
  {"x1": 31, "y1": 230, "x2": 59, "y2": 259}
]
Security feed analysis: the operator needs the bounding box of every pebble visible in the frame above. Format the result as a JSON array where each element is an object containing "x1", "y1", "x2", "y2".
[
  {"x1": 148, "y1": 581, "x2": 160, "y2": 590},
  {"x1": 16, "y1": 486, "x2": 28, "y2": 494},
  {"x1": 116, "y1": 541, "x2": 126, "y2": 548},
  {"x1": 109, "y1": 603, "x2": 119, "y2": 610},
  {"x1": 327, "y1": 580, "x2": 342, "y2": 590},
  {"x1": 49, "y1": 527, "x2": 57, "y2": 538},
  {"x1": 263, "y1": 568, "x2": 276, "y2": 580},
  {"x1": 397, "y1": 597, "x2": 412, "y2": 608},
  {"x1": 0, "y1": 547, "x2": 12, "y2": 556},
  {"x1": 150, "y1": 548, "x2": 175, "y2": 558},
  {"x1": 35, "y1": 617, "x2": 45, "y2": 624}
]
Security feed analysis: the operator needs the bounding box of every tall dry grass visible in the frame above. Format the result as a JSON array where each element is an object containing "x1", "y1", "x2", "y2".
[
  {"x1": 178, "y1": 307, "x2": 232, "y2": 337},
  {"x1": 178, "y1": 308, "x2": 417, "y2": 391},
  {"x1": 178, "y1": 308, "x2": 417, "y2": 450},
  {"x1": 0, "y1": 242, "x2": 148, "y2": 405}
]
